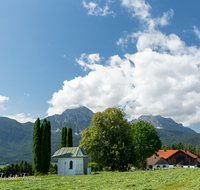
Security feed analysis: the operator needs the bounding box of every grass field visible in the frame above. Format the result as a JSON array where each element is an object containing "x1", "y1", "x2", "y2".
[{"x1": 0, "y1": 168, "x2": 200, "y2": 190}]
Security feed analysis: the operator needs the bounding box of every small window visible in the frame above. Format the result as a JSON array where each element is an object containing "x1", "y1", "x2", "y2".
[{"x1": 69, "y1": 161, "x2": 73, "y2": 169}]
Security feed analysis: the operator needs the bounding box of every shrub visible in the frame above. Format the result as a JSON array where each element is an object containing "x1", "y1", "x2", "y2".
[
  {"x1": 102, "y1": 166, "x2": 112, "y2": 171},
  {"x1": 88, "y1": 162, "x2": 99, "y2": 172}
]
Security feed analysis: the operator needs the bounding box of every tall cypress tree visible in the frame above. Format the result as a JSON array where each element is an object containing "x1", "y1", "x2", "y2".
[
  {"x1": 41, "y1": 119, "x2": 49, "y2": 174},
  {"x1": 67, "y1": 127, "x2": 73, "y2": 147},
  {"x1": 65, "y1": 127, "x2": 68, "y2": 147},
  {"x1": 60, "y1": 127, "x2": 67, "y2": 148},
  {"x1": 47, "y1": 120, "x2": 51, "y2": 172},
  {"x1": 32, "y1": 118, "x2": 41, "y2": 175}
]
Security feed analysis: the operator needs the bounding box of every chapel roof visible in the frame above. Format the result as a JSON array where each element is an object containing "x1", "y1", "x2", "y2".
[{"x1": 52, "y1": 147, "x2": 88, "y2": 158}]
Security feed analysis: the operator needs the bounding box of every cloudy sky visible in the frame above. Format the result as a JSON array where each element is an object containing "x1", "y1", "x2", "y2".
[{"x1": 1, "y1": 0, "x2": 200, "y2": 131}]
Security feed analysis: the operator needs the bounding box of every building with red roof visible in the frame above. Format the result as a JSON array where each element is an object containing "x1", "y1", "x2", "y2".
[{"x1": 153, "y1": 149, "x2": 200, "y2": 168}]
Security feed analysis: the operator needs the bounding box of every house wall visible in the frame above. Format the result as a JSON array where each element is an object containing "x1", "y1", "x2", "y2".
[
  {"x1": 147, "y1": 164, "x2": 169, "y2": 170},
  {"x1": 167, "y1": 152, "x2": 197, "y2": 166},
  {"x1": 58, "y1": 158, "x2": 84, "y2": 175},
  {"x1": 75, "y1": 158, "x2": 84, "y2": 175}
]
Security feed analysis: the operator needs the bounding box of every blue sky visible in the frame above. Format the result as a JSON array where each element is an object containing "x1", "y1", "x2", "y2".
[{"x1": 1, "y1": 0, "x2": 200, "y2": 132}]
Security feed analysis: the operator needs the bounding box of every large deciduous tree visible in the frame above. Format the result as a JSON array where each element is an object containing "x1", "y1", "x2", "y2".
[
  {"x1": 131, "y1": 121, "x2": 162, "y2": 170},
  {"x1": 79, "y1": 108, "x2": 134, "y2": 170}
]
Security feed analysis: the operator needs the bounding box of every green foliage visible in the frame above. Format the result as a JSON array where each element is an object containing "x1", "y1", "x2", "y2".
[
  {"x1": 88, "y1": 162, "x2": 99, "y2": 172},
  {"x1": 41, "y1": 119, "x2": 49, "y2": 174},
  {"x1": 19, "y1": 160, "x2": 24, "y2": 173},
  {"x1": 67, "y1": 127, "x2": 73, "y2": 147},
  {"x1": 14, "y1": 163, "x2": 20, "y2": 175},
  {"x1": 47, "y1": 121, "x2": 51, "y2": 171},
  {"x1": 1, "y1": 160, "x2": 33, "y2": 177},
  {"x1": 102, "y1": 166, "x2": 112, "y2": 171},
  {"x1": 131, "y1": 121, "x2": 162, "y2": 170},
  {"x1": 80, "y1": 108, "x2": 134, "y2": 170},
  {"x1": 60, "y1": 127, "x2": 67, "y2": 148},
  {"x1": 49, "y1": 163, "x2": 57, "y2": 174},
  {"x1": 33, "y1": 118, "x2": 51, "y2": 174},
  {"x1": 32, "y1": 118, "x2": 41, "y2": 174}
]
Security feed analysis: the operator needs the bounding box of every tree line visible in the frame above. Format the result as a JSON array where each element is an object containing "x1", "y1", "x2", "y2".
[
  {"x1": 79, "y1": 108, "x2": 162, "y2": 170},
  {"x1": 60, "y1": 126, "x2": 73, "y2": 148},
  {"x1": 0, "y1": 160, "x2": 33, "y2": 177},
  {"x1": 0, "y1": 161, "x2": 58, "y2": 177},
  {"x1": 32, "y1": 118, "x2": 51, "y2": 175}
]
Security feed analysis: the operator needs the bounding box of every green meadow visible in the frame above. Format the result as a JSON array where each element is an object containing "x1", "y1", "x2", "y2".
[{"x1": 1, "y1": 168, "x2": 200, "y2": 190}]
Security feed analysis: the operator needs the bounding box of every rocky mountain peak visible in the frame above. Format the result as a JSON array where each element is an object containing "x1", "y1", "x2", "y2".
[{"x1": 131, "y1": 115, "x2": 196, "y2": 133}]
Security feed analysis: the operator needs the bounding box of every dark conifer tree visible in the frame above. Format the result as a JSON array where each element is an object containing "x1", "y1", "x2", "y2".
[
  {"x1": 32, "y1": 118, "x2": 41, "y2": 174},
  {"x1": 19, "y1": 160, "x2": 24, "y2": 173},
  {"x1": 41, "y1": 119, "x2": 49, "y2": 173},
  {"x1": 65, "y1": 127, "x2": 68, "y2": 147},
  {"x1": 14, "y1": 163, "x2": 20, "y2": 175},
  {"x1": 28, "y1": 163, "x2": 33, "y2": 176},
  {"x1": 23, "y1": 161, "x2": 28, "y2": 174},
  {"x1": 47, "y1": 120, "x2": 51, "y2": 172},
  {"x1": 60, "y1": 127, "x2": 67, "y2": 148},
  {"x1": 67, "y1": 127, "x2": 73, "y2": 147},
  {"x1": 10, "y1": 163, "x2": 14, "y2": 175}
]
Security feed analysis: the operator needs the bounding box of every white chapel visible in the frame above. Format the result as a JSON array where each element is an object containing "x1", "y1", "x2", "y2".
[{"x1": 52, "y1": 147, "x2": 91, "y2": 175}]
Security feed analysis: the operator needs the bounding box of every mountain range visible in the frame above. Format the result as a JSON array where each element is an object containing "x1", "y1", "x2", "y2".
[
  {"x1": 0, "y1": 106, "x2": 199, "y2": 165},
  {"x1": 131, "y1": 115, "x2": 196, "y2": 133}
]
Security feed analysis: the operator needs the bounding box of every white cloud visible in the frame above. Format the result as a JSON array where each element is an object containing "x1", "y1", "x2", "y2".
[
  {"x1": 63, "y1": 55, "x2": 67, "y2": 59},
  {"x1": 48, "y1": 46, "x2": 200, "y2": 126},
  {"x1": 82, "y1": 1, "x2": 115, "y2": 17},
  {"x1": 121, "y1": 0, "x2": 173, "y2": 30},
  {"x1": 0, "y1": 95, "x2": 9, "y2": 104},
  {"x1": 47, "y1": 0, "x2": 200, "y2": 126},
  {"x1": 193, "y1": 26, "x2": 200, "y2": 39},
  {"x1": 121, "y1": 0, "x2": 151, "y2": 21},
  {"x1": 5, "y1": 113, "x2": 36, "y2": 123},
  {"x1": 76, "y1": 53, "x2": 101, "y2": 70},
  {"x1": 47, "y1": 53, "x2": 135, "y2": 116},
  {"x1": 24, "y1": 93, "x2": 30, "y2": 97},
  {"x1": 0, "y1": 95, "x2": 9, "y2": 110}
]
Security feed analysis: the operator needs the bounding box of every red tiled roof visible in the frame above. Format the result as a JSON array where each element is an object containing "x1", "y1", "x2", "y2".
[{"x1": 154, "y1": 150, "x2": 198, "y2": 159}]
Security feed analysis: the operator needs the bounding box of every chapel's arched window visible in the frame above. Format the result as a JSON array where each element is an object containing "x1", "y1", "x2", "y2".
[{"x1": 69, "y1": 161, "x2": 73, "y2": 169}]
